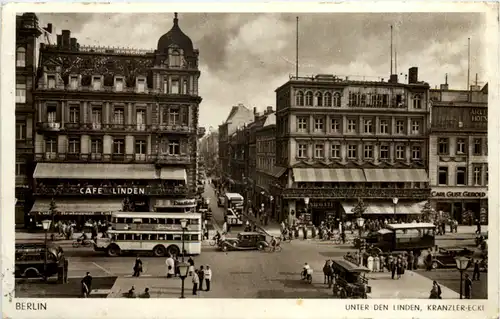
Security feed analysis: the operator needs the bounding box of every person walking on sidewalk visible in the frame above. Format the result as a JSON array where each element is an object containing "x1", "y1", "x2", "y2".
[
  {"x1": 464, "y1": 274, "x2": 472, "y2": 299},
  {"x1": 188, "y1": 257, "x2": 195, "y2": 276},
  {"x1": 81, "y1": 272, "x2": 92, "y2": 298},
  {"x1": 472, "y1": 259, "x2": 481, "y2": 281},
  {"x1": 133, "y1": 256, "x2": 143, "y2": 277},
  {"x1": 192, "y1": 271, "x2": 200, "y2": 296},
  {"x1": 197, "y1": 266, "x2": 205, "y2": 291},
  {"x1": 407, "y1": 251, "x2": 414, "y2": 271},
  {"x1": 165, "y1": 255, "x2": 175, "y2": 278},
  {"x1": 204, "y1": 265, "x2": 212, "y2": 291}
]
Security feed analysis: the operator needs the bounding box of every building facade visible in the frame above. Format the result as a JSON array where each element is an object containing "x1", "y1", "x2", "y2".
[
  {"x1": 30, "y1": 13, "x2": 202, "y2": 222},
  {"x1": 15, "y1": 13, "x2": 44, "y2": 226},
  {"x1": 199, "y1": 130, "x2": 219, "y2": 175},
  {"x1": 273, "y1": 69, "x2": 431, "y2": 225},
  {"x1": 428, "y1": 83, "x2": 488, "y2": 224}
]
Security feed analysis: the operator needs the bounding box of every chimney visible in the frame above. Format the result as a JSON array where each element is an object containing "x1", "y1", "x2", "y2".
[
  {"x1": 266, "y1": 106, "x2": 273, "y2": 114},
  {"x1": 56, "y1": 34, "x2": 62, "y2": 47},
  {"x1": 61, "y1": 30, "x2": 71, "y2": 49},
  {"x1": 408, "y1": 67, "x2": 418, "y2": 84},
  {"x1": 44, "y1": 23, "x2": 53, "y2": 34},
  {"x1": 389, "y1": 74, "x2": 398, "y2": 84},
  {"x1": 253, "y1": 107, "x2": 257, "y2": 115},
  {"x1": 70, "y1": 38, "x2": 78, "y2": 51},
  {"x1": 470, "y1": 85, "x2": 481, "y2": 92},
  {"x1": 440, "y1": 73, "x2": 449, "y2": 90}
]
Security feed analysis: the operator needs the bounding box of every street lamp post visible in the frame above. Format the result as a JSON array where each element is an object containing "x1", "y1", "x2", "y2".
[
  {"x1": 356, "y1": 217, "x2": 365, "y2": 266},
  {"x1": 178, "y1": 261, "x2": 189, "y2": 298},
  {"x1": 41, "y1": 219, "x2": 52, "y2": 279},
  {"x1": 455, "y1": 256, "x2": 471, "y2": 299},
  {"x1": 392, "y1": 197, "x2": 399, "y2": 218},
  {"x1": 180, "y1": 219, "x2": 188, "y2": 262}
]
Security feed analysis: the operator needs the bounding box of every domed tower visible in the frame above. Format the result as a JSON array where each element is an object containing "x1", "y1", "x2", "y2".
[{"x1": 152, "y1": 13, "x2": 202, "y2": 199}]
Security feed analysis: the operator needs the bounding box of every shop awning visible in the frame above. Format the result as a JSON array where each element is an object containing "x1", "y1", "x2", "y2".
[
  {"x1": 33, "y1": 163, "x2": 158, "y2": 180},
  {"x1": 343, "y1": 201, "x2": 426, "y2": 215},
  {"x1": 293, "y1": 168, "x2": 366, "y2": 182},
  {"x1": 29, "y1": 199, "x2": 123, "y2": 215},
  {"x1": 154, "y1": 199, "x2": 197, "y2": 208},
  {"x1": 159, "y1": 168, "x2": 187, "y2": 181},
  {"x1": 363, "y1": 169, "x2": 428, "y2": 182},
  {"x1": 271, "y1": 167, "x2": 287, "y2": 178}
]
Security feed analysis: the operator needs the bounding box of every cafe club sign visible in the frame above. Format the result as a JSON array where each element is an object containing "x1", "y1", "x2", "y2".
[{"x1": 431, "y1": 188, "x2": 487, "y2": 199}]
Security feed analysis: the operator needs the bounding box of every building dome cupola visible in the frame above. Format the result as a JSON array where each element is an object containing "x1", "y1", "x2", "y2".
[{"x1": 157, "y1": 13, "x2": 194, "y2": 57}]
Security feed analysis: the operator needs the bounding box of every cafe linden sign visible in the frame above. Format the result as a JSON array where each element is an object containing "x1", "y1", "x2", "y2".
[{"x1": 80, "y1": 187, "x2": 146, "y2": 195}]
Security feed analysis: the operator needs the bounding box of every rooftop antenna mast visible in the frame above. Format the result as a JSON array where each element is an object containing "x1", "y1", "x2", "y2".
[
  {"x1": 296, "y1": 16, "x2": 299, "y2": 78},
  {"x1": 390, "y1": 25, "x2": 393, "y2": 75},
  {"x1": 467, "y1": 37, "x2": 471, "y2": 90}
]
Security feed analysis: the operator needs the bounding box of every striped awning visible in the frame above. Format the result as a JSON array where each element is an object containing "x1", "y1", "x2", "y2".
[
  {"x1": 159, "y1": 168, "x2": 187, "y2": 181},
  {"x1": 363, "y1": 169, "x2": 428, "y2": 182},
  {"x1": 29, "y1": 199, "x2": 122, "y2": 215},
  {"x1": 292, "y1": 168, "x2": 366, "y2": 183},
  {"x1": 33, "y1": 163, "x2": 158, "y2": 180},
  {"x1": 343, "y1": 201, "x2": 426, "y2": 215},
  {"x1": 271, "y1": 167, "x2": 287, "y2": 178}
]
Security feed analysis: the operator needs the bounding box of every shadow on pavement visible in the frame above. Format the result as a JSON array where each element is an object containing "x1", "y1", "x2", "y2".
[
  {"x1": 319, "y1": 251, "x2": 347, "y2": 258},
  {"x1": 15, "y1": 276, "x2": 117, "y2": 298},
  {"x1": 268, "y1": 278, "x2": 326, "y2": 290},
  {"x1": 256, "y1": 289, "x2": 332, "y2": 298}
]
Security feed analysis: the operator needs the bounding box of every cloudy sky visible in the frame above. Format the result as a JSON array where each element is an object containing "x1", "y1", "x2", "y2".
[{"x1": 37, "y1": 12, "x2": 486, "y2": 129}]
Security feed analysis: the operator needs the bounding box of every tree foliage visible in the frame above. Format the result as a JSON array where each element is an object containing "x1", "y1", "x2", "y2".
[
  {"x1": 351, "y1": 198, "x2": 368, "y2": 218},
  {"x1": 49, "y1": 198, "x2": 58, "y2": 230},
  {"x1": 420, "y1": 201, "x2": 433, "y2": 222}
]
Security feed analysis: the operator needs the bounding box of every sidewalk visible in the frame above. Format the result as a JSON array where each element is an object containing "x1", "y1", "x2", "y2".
[{"x1": 367, "y1": 270, "x2": 460, "y2": 299}]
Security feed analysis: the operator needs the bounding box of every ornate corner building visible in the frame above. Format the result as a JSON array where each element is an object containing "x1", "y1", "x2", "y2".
[{"x1": 30, "y1": 13, "x2": 203, "y2": 221}]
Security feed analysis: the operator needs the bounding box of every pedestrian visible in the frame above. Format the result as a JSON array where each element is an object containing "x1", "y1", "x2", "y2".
[
  {"x1": 174, "y1": 256, "x2": 180, "y2": 277},
  {"x1": 475, "y1": 219, "x2": 481, "y2": 234},
  {"x1": 464, "y1": 274, "x2": 472, "y2": 299},
  {"x1": 433, "y1": 281, "x2": 442, "y2": 299},
  {"x1": 165, "y1": 255, "x2": 175, "y2": 278},
  {"x1": 139, "y1": 288, "x2": 150, "y2": 298},
  {"x1": 81, "y1": 272, "x2": 92, "y2": 298},
  {"x1": 197, "y1": 266, "x2": 205, "y2": 291},
  {"x1": 204, "y1": 265, "x2": 212, "y2": 291},
  {"x1": 188, "y1": 257, "x2": 195, "y2": 276},
  {"x1": 407, "y1": 251, "x2": 414, "y2": 271},
  {"x1": 396, "y1": 257, "x2": 402, "y2": 279},
  {"x1": 472, "y1": 260, "x2": 481, "y2": 281},
  {"x1": 133, "y1": 256, "x2": 143, "y2": 277},
  {"x1": 425, "y1": 249, "x2": 433, "y2": 271},
  {"x1": 390, "y1": 258, "x2": 396, "y2": 280},
  {"x1": 126, "y1": 286, "x2": 136, "y2": 298},
  {"x1": 429, "y1": 284, "x2": 439, "y2": 299},
  {"x1": 192, "y1": 270, "x2": 199, "y2": 295},
  {"x1": 303, "y1": 226, "x2": 308, "y2": 240}
]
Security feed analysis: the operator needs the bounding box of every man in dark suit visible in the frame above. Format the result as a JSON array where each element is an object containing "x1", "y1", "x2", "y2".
[{"x1": 464, "y1": 274, "x2": 472, "y2": 299}]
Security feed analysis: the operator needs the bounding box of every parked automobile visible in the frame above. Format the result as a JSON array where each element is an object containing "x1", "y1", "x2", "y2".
[
  {"x1": 431, "y1": 247, "x2": 474, "y2": 269},
  {"x1": 217, "y1": 196, "x2": 225, "y2": 207},
  {"x1": 219, "y1": 232, "x2": 268, "y2": 252},
  {"x1": 475, "y1": 231, "x2": 488, "y2": 247}
]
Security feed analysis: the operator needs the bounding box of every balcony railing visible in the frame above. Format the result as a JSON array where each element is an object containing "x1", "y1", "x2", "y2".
[
  {"x1": 37, "y1": 122, "x2": 195, "y2": 134},
  {"x1": 34, "y1": 185, "x2": 189, "y2": 196},
  {"x1": 35, "y1": 152, "x2": 193, "y2": 164},
  {"x1": 277, "y1": 187, "x2": 430, "y2": 200}
]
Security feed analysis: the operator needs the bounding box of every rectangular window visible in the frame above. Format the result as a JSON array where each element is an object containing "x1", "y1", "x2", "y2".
[
  {"x1": 113, "y1": 138, "x2": 125, "y2": 154},
  {"x1": 137, "y1": 79, "x2": 145, "y2": 93},
  {"x1": 473, "y1": 166, "x2": 482, "y2": 186},
  {"x1": 183, "y1": 80, "x2": 188, "y2": 94},
  {"x1": 297, "y1": 117, "x2": 308, "y2": 132},
  {"x1": 396, "y1": 145, "x2": 405, "y2": 160},
  {"x1": 347, "y1": 119, "x2": 356, "y2": 133},
  {"x1": 168, "y1": 141, "x2": 180, "y2": 155},
  {"x1": 171, "y1": 79, "x2": 179, "y2": 94},
  {"x1": 411, "y1": 120, "x2": 420, "y2": 135},
  {"x1": 456, "y1": 138, "x2": 466, "y2": 154},
  {"x1": 92, "y1": 76, "x2": 101, "y2": 90},
  {"x1": 70, "y1": 76, "x2": 78, "y2": 89},
  {"x1": 412, "y1": 145, "x2": 421, "y2": 160},
  {"x1": 456, "y1": 167, "x2": 467, "y2": 185},
  {"x1": 91, "y1": 138, "x2": 102, "y2": 154},
  {"x1": 485, "y1": 166, "x2": 488, "y2": 185},
  {"x1": 347, "y1": 144, "x2": 357, "y2": 159},
  {"x1": 115, "y1": 78, "x2": 124, "y2": 92},
  {"x1": 380, "y1": 119, "x2": 389, "y2": 134},
  {"x1": 364, "y1": 145, "x2": 373, "y2": 159},
  {"x1": 331, "y1": 119, "x2": 340, "y2": 133},
  {"x1": 69, "y1": 107, "x2": 79, "y2": 123},
  {"x1": 473, "y1": 138, "x2": 482, "y2": 155},
  {"x1": 47, "y1": 108, "x2": 57, "y2": 123},
  {"x1": 297, "y1": 143, "x2": 307, "y2": 158},
  {"x1": 15, "y1": 162, "x2": 26, "y2": 176},
  {"x1": 169, "y1": 109, "x2": 179, "y2": 125},
  {"x1": 438, "y1": 167, "x2": 448, "y2": 185},
  {"x1": 364, "y1": 119, "x2": 373, "y2": 133},
  {"x1": 135, "y1": 139, "x2": 147, "y2": 161},
  {"x1": 47, "y1": 75, "x2": 56, "y2": 89},
  {"x1": 331, "y1": 144, "x2": 340, "y2": 158},
  {"x1": 438, "y1": 138, "x2": 449, "y2": 155},
  {"x1": 16, "y1": 121, "x2": 26, "y2": 140},
  {"x1": 314, "y1": 118, "x2": 324, "y2": 132},
  {"x1": 314, "y1": 144, "x2": 324, "y2": 158},
  {"x1": 136, "y1": 110, "x2": 146, "y2": 131},
  {"x1": 396, "y1": 120, "x2": 405, "y2": 134},
  {"x1": 16, "y1": 48, "x2": 26, "y2": 67},
  {"x1": 16, "y1": 83, "x2": 26, "y2": 103},
  {"x1": 113, "y1": 107, "x2": 125, "y2": 125},
  {"x1": 163, "y1": 79, "x2": 168, "y2": 94},
  {"x1": 380, "y1": 145, "x2": 389, "y2": 159},
  {"x1": 68, "y1": 138, "x2": 80, "y2": 154},
  {"x1": 45, "y1": 137, "x2": 57, "y2": 153}
]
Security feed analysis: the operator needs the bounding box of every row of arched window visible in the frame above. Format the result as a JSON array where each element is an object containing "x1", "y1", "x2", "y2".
[{"x1": 295, "y1": 91, "x2": 341, "y2": 107}]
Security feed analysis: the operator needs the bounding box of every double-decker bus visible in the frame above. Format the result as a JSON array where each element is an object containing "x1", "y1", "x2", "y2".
[{"x1": 94, "y1": 212, "x2": 202, "y2": 257}]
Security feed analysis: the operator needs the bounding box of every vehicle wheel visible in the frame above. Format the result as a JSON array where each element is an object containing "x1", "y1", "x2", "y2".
[
  {"x1": 72, "y1": 241, "x2": 79, "y2": 248},
  {"x1": 24, "y1": 268, "x2": 39, "y2": 278},
  {"x1": 221, "y1": 244, "x2": 229, "y2": 252},
  {"x1": 308, "y1": 276, "x2": 313, "y2": 284},
  {"x1": 431, "y1": 261, "x2": 438, "y2": 269},
  {"x1": 209, "y1": 240, "x2": 216, "y2": 246},
  {"x1": 166, "y1": 245, "x2": 180, "y2": 257},
  {"x1": 152, "y1": 245, "x2": 167, "y2": 257},
  {"x1": 107, "y1": 245, "x2": 121, "y2": 257},
  {"x1": 257, "y1": 243, "x2": 266, "y2": 251},
  {"x1": 275, "y1": 246, "x2": 282, "y2": 252}
]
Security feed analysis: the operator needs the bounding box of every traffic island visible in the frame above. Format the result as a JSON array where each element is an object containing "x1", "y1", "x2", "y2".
[{"x1": 15, "y1": 276, "x2": 117, "y2": 298}]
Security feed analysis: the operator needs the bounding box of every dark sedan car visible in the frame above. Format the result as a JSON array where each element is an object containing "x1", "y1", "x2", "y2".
[
  {"x1": 431, "y1": 247, "x2": 474, "y2": 269},
  {"x1": 219, "y1": 232, "x2": 268, "y2": 252}
]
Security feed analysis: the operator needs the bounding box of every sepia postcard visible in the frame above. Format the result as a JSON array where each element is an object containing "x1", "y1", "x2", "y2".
[{"x1": 1, "y1": 2, "x2": 498, "y2": 319}]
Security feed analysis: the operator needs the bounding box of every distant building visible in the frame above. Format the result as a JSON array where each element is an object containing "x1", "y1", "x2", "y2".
[
  {"x1": 199, "y1": 129, "x2": 219, "y2": 175},
  {"x1": 274, "y1": 69, "x2": 431, "y2": 225},
  {"x1": 428, "y1": 83, "x2": 488, "y2": 224},
  {"x1": 31, "y1": 13, "x2": 202, "y2": 223},
  {"x1": 15, "y1": 13, "x2": 43, "y2": 227}
]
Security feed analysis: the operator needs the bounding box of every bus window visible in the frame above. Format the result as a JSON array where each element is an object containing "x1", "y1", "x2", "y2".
[
  {"x1": 151, "y1": 218, "x2": 158, "y2": 224},
  {"x1": 166, "y1": 234, "x2": 173, "y2": 240},
  {"x1": 173, "y1": 219, "x2": 181, "y2": 224},
  {"x1": 133, "y1": 234, "x2": 141, "y2": 240},
  {"x1": 166, "y1": 219, "x2": 173, "y2": 225},
  {"x1": 125, "y1": 218, "x2": 133, "y2": 224},
  {"x1": 117, "y1": 234, "x2": 125, "y2": 240},
  {"x1": 183, "y1": 234, "x2": 190, "y2": 241},
  {"x1": 159, "y1": 235, "x2": 165, "y2": 240},
  {"x1": 125, "y1": 234, "x2": 134, "y2": 240},
  {"x1": 133, "y1": 218, "x2": 142, "y2": 223},
  {"x1": 191, "y1": 234, "x2": 199, "y2": 241},
  {"x1": 150, "y1": 234, "x2": 157, "y2": 241},
  {"x1": 189, "y1": 219, "x2": 200, "y2": 225},
  {"x1": 173, "y1": 234, "x2": 181, "y2": 241}
]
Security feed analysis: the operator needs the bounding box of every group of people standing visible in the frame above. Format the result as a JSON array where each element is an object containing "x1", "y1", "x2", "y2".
[{"x1": 164, "y1": 255, "x2": 213, "y2": 296}]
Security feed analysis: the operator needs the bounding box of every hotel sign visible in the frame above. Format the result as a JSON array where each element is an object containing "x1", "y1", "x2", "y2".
[
  {"x1": 430, "y1": 188, "x2": 487, "y2": 199},
  {"x1": 432, "y1": 106, "x2": 487, "y2": 130},
  {"x1": 80, "y1": 187, "x2": 146, "y2": 195}
]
